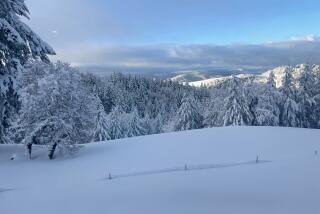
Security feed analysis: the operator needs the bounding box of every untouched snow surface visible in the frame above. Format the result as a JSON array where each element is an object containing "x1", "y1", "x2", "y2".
[{"x1": 1, "y1": 126, "x2": 320, "y2": 214}]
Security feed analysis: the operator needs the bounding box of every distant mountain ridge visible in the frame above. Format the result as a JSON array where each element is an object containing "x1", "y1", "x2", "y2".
[
  {"x1": 187, "y1": 64, "x2": 320, "y2": 88},
  {"x1": 168, "y1": 67, "x2": 264, "y2": 83}
]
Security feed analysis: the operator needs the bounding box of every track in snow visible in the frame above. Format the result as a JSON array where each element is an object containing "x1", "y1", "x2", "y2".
[
  {"x1": 0, "y1": 188, "x2": 13, "y2": 193},
  {"x1": 106, "y1": 160, "x2": 272, "y2": 180}
]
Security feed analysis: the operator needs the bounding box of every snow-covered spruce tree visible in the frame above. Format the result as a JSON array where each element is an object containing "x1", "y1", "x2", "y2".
[
  {"x1": 248, "y1": 83, "x2": 281, "y2": 126},
  {"x1": 220, "y1": 76, "x2": 253, "y2": 126},
  {"x1": 313, "y1": 93, "x2": 320, "y2": 128},
  {"x1": 0, "y1": 0, "x2": 55, "y2": 144},
  {"x1": 247, "y1": 72, "x2": 281, "y2": 126},
  {"x1": 93, "y1": 107, "x2": 110, "y2": 142},
  {"x1": 313, "y1": 72, "x2": 320, "y2": 128},
  {"x1": 280, "y1": 70, "x2": 302, "y2": 127},
  {"x1": 126, "y1": 108, "x2": 147, "y2": 137},
  {"x1": 267, "y1": 71, "x2": 276, "y2": 88},
  {"x1": 203, "y1": 98, "x2": 219, "y2": 128},
  {"x1": 150, "y1": 113, "x2": 163, "y2": 134},
  {"x1": 174, "y1": 95, "x2": 203, "y2": 131},
  {"x1": 81, "y1": 73, "x2": 118, "y2": 114},
  {"x1": 297, "y1": 65, "x2": 317, "y2": 128},
  {"x1": 16, "y1": 62, "x2": 98, "y2": 159},
  {"x1": 139, "y1": 113, "x2": 164, "y2": 135},
  {"x1": 204, "y1": 110, "x2": 218, "y2": 128},
  {"x1": 140, "y1": 113, "x2": 153, "y2": 135},
  {"x1": 106, "y1": 106, "x2": 125, "y2": 140}
]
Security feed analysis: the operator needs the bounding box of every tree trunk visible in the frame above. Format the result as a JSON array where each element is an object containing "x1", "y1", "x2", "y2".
[
  {"x1": 48, "y1": 142, "x2": 57, "y2": 160},
  {"x1": 27, "y1": 143, "x2": 32, "y2": 160}
]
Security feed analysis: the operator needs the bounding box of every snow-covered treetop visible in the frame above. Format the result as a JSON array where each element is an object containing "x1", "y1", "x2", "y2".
[
  {"x1": 0, "y1": 0, "x2": 55, "y2": 72},
  {"x1": 0, "y1": 0, "x2": 30, "y2": 19}
]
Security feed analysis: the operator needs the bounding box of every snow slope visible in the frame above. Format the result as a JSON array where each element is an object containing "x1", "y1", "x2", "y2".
[
  {"x1": 170, "y1": 71, "x2": 213, "y2": 82},
  {"x1": 1, "y1": 126, "x2": 320, "y2": 214},
  {"x1": 189, "y1": 64, "x2": 320, "y2": 88},
  {"x1": 189, "y1": 74, "x2": 253, "y2": 87}
]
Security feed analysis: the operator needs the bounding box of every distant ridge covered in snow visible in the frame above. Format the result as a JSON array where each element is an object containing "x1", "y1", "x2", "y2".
[{"x1": 188, "y1": 64, "x2": 320, "y2": 88}]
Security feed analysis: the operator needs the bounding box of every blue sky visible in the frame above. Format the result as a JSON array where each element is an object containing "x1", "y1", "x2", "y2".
[{"x1": 26, "y1": 0, "x2": 320, "y2": 73}]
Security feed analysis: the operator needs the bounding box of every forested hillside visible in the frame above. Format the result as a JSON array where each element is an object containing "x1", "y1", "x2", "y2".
[
  {"x1": 5, "y1": 61, "x2": 319, "y2": 159},
  {"x1": 1, "y1": 1, "x2": 320, "y2": 160}
]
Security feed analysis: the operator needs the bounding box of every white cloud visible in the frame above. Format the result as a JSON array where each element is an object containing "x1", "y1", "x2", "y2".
[
  {"x1": 290, "y1": 34, "x2": 320, "y2": 42},
  {"x1": 52, "y1": 35, "x2": 320, "y2": 74}
]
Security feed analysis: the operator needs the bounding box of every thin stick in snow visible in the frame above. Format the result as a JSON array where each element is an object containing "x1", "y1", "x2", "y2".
[{"x1": 256, "y1": 156, "x2": 259, "y2": 163}]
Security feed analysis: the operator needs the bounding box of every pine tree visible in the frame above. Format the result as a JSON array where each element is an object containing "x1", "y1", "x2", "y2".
[
  {"x1": 221, "y1": 76, "x2": 253, "y2": 126},
  {"x1": 297, "y1": 65, "x2": 316, "y2": 128},
  {"x1": 107, "y1": 106, "x2": 125, "y2": 140},
  {"x1": 314, "y1": 71, "x2": 320, "y2": 128},
  {"x1": 250, "y1": 84, "x2": 281, "y2": 126},
  {"x1": 0, "y1": 0, "x2": 55, "y2": 143},
  {"x1": 267, "y1": 71, "x2": 276, "y2": 88},
  {"x1": 281, "y1": 69, "x2": 296, "y2": 98},
  {"x1": 281, "y1": 97, "x2": 301, "y2": 127},
  {"x1": 151, "y1": 114, "x2": 163, "y2": 134},
  {"x1": 174, "y1": 96, "x2": 203, "y2": 131},
  {"x1": 141, "y1": 113, "x2": 153, "y2": 135},
  {"x1": 280, "y1": 70, "x2": 302, "y2": 127},
  {"x1": 203, "y1": 101, "x2": 219, "y2": 127},
  {"x1": 93, "y1": 107, "x2": 110, "y2": 142},
  {"x1": 126, "y1": 108, "x2": 147, "y2": 137}
]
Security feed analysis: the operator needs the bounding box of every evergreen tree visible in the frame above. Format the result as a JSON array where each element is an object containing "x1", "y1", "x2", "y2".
[
  {"x1": 151, "y1": 114, "x2": 163, "y2": 134},
  {"x1": 126, "y1": 108, "x2": 147, "y2": 137},
  {"x1": 313, "y1": 93, "x2": 320, "y2": 128},
  {"x1": 280, "y1": 70, "x2": 302, "y2": 127},
  {"x1": 221, "y1": 76, "x2": 253, "y2": 126},
  {"x1": 281, "y1": 97, "x2": 301, "y2": 127},
  {"x1": 0, "y1": 0, "x2": 55, "y2": 143},
  {"x1": 174, "y1": 96, "x2": 203, "y2": 131},
  {"x1": 203, "y1": 101, "x2": 219, "y2": 127},
  {"x1": 267, "y1": 71, "x2": 276, "y2": 88},
  {"x1": 141, "y1": 113, "x2": 153, "y2": 135},
  {"x1": 93, "y1": 108, "x2": 109, "y2": 142},
  {"x1": 281, "y1": 69, "x2": 296, "y2": 98},
  {"x1": 250, "y1": 84, "x2": 281, "y2": 126},
  {"x1": 107, "y1": 106, "x2": 125, "y2": 140},
  {"x1": 314, "y1": 72, "x2": 320, "y2": 128},
  {"x1": 297, "y1": 65, "x2": 316, "y2": 127}
]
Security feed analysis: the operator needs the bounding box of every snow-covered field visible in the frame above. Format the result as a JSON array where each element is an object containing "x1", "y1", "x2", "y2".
[{"x1": 1, "y1": 126, "x2": 320, "y2": 214}]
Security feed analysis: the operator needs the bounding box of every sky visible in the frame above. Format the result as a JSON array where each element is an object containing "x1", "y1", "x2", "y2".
[{"x1": 25, "y1": 0, "x2": 320, "y2": 74}]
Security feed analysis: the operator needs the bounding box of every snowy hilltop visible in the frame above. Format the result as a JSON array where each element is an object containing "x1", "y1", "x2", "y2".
[
  {"x1": 190, "y1": 64, "x2": 320, "y2": 88},
  {"x1": 1, "y1": 126, "x2": 320, "y2": 214}
]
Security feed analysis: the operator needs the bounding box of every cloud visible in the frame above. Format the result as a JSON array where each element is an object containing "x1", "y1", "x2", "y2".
[
  {"x1": 51, "y1": 35, "x2": 320, "y2": 74},
  {"x1": 290, "y1": 34, "x2": 319, "y2": 42}
]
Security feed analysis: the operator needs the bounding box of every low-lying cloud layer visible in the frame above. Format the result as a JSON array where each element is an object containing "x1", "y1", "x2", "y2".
[{"x1": 52, "y1": 35, "x2": 320, "y2": 74}]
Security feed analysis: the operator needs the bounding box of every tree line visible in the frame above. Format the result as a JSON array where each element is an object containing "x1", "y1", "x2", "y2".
[{"x1": 1, "y1": 0, "x2": 320, "y2": 159}]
